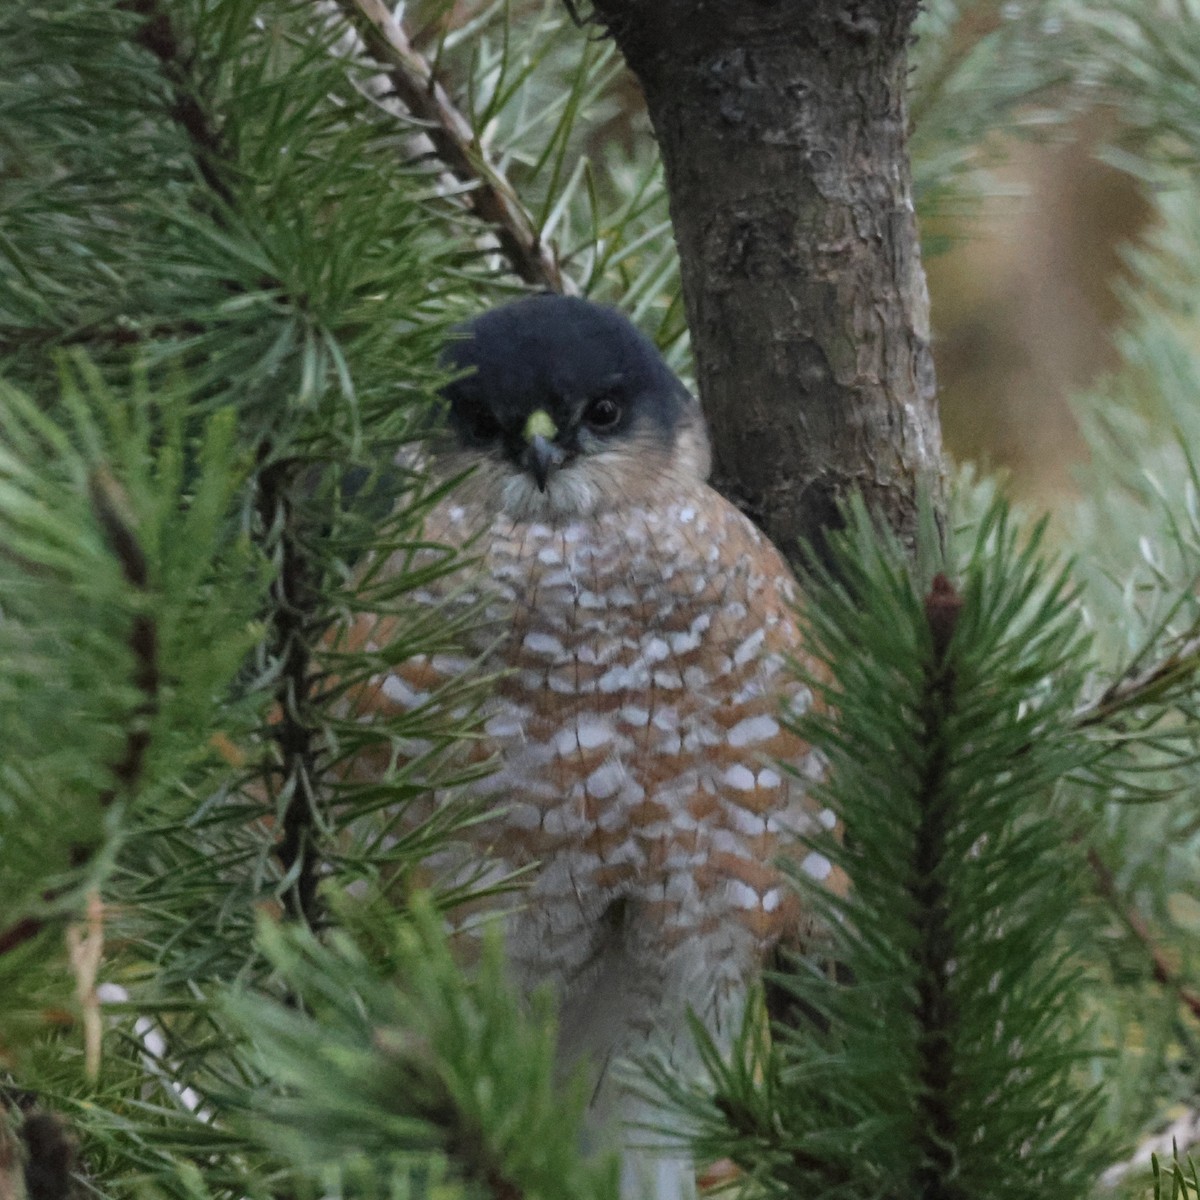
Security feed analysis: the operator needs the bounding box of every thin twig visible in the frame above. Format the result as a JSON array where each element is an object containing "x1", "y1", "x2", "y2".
[
  {"x1": 1075, "y1": 630, "x2": 1200, "y2": 729},
  {"x1": 333, "y1": 0, "x2": 574, "y2": 294},
  {"x1": 1086, "y1": 847, "x2": 1200, "y2": 1022}
]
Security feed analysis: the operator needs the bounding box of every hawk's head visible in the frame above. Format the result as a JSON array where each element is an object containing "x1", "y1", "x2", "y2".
[{"x1": 439, "y1": 295, "x2": 711, "y2": 522}]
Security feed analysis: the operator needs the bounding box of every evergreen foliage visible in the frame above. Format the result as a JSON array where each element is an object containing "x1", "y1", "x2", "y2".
[
  {"x1": 642, "y1": 499, "x2": 1108, "y2": 1200},
  {"x1": 227, "y1": 895, "x2": 619, "y2": 1200},
  {"x1": 1, "y1": 1, "x2": 1200, "y2": 1199}
]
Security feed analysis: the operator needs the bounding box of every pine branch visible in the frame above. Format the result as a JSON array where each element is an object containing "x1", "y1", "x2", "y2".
[
  {"x1": 257, "y1": 460, "x2": 324, "y2": 930},
  {"x1": 0, "y1": 319, "x2": 207, "y2": 351},
  {"x1": 0, "y1": 471, "x2": 158, "y2": 959},
  {"x1": 1074, "y1": 629, "x2": 1200, "y2": 730},
  {"x1": 911, "y1": 573, "x2": 967, "y2": 1200},
  {"x1": 1086, "y1": 847, "x2": 1200, "y2": 1022},
  {"x1": 646, "y1": 502, "x2": 1103, "y2": 1198},
  {"x1": 87, "y1": 470, "x2": 159, "y2": 810},
  {"x1": 229, "y1": 902, "x2": 618, "y2": 1200},
  {"x1": 118, "y1": 0, "x2": 238, "y2": 210},
  {"x1": 330, "y1": 0, "x2": 573, "y2": 293}
]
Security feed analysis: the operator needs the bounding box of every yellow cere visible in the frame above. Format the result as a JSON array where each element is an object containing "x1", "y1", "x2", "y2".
[{"x1": 523, "y1": 409, "x2": 558, "y2": 442}]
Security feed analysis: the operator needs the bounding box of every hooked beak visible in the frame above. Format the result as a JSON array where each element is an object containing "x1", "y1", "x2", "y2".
[
  {"x1": 524, "y1": 434, "x2": 563, "y2": 493},
  {"x1": 521, "y1": 409, "x2": 564, "y2": 492}
]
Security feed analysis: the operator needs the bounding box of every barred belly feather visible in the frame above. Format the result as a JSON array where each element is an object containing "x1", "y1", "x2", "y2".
[{"x1": 344, "y1": 488, "x2": 829, "y2": 1133}]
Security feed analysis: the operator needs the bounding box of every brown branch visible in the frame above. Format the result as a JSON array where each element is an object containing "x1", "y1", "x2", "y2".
[
  {"x1": 256, "y1": 459, "x2": 324, "y2": 928},
  {"x1": 1074, "y1": 630, "x2": 1200, "y2": 730},
  {"x1": 1086, "y1": 847, "x2": 1200, "y2": 1022},
  {"x1": 0, "y1": 319, "x2": 208, "y2": 351},
  {"x1": 89, "y1": 471, "x2": 159, "y2": 810},
  {"x1": 119, "y1": 0, "x2": 238, "y2": 210},
  {"x1": 0, "y1": 472, "x2": 159, "y2": 958},
  {"x1": 332, "y1": 0, "x2": 573, "y2": 294}
]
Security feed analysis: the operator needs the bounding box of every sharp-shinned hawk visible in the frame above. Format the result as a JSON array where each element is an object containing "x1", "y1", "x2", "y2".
[{"x1": 339, "y1": 294, "x2": 833, "y2": 1198}]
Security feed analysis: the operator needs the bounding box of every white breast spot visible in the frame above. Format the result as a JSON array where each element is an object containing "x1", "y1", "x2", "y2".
[
  {"x1": 600, "y1": 664, "x2": 649, "y2": 693},
  {"x1": 711, "y1": 829, "x2": 741, "y2": 855},
  {"x1": 682, "y1": 727, "x2": 721, "y2": 751},
  {"x1": 732, "y1": 628, "x2": 765, "y2": 666},
  {"x1": 603, "y1": 840, "x2": 644, "y2": 868},
  {"x1": 504, "y1": 803, "x2": 542, "y2": 831},
  {"x1": 484, "y1": 713, "x2": 527, "y2": 739},
  {"x1": 682, "y1": 665, "x2": 710, "y2": 689},
  {"x1": 542, "y1": 804, "x2": 587, "y2": 837},
  {"x1": 799, "y1": 748, "x2": 828, "y2": 780},
  {"x1": 802, "y1": 851, "x2": 833, "y2": 882},
  {"x1": 586, "y1": 759, "x2": 625, "y2": 800},
  {"x1": 599, "y1": 665, "x2": 629, "y2": 693},
  {"x1": 380, "y1": 674, "x2": 426, "y2": 708},
  {"x1": 665, "y1": 873, "x2": 698, "y2": 903},
  {"x1": 762, "y1": 887, "x2": 785, "y2": 914},
  {"x1": 653, "y1": 669, "x2": 683, "y2": 690},
  {"x1": 492, "y1": 561, "x2": 525, "y2": 582},
  {"x1": 619, "y1": 778, "x2": 646, "y2": 805},
  {"x1": 678, "y1": 505, "x2": 696, "y2": 523},
  {"x1": 670, "y1": 631, "x2": 701, "y2": 655},
  {"x1": 523, "y1": 631, "x2": 564, "y2": 658},
  {"x1": 598, "y1": 803, "x2": 627, "y2": 831},
  {"x1": 430, "y1": 654, "x2": 472, "y2": 676},
  {"x1": 620, "y1": 705, "x2": 650, "y2": 727},
  {"x1": 537, "y1": 545, "x2": 563, "y2": 565},
  {"x1": 723, "y1": 764, "x2": 757, "y2": 792},
  {"x1": 757, "y1": 767, "x2": 782, "y2": 789},
  {"x1": 651, "y1": 707, "x2": 679, "y2": 731},
  {"x1": 728, "y1": 807, "x2": 768, "y2": 837},
  {"x1": 553, "y1": 727, "x2": 579, "y2": 756},
  {"x1": 729, "y1": 881, "x2": 760, "y2": 911},
  {"x1": 732, "y1": 679, "x2": 766, "y2": 704},
  {"x1": 642, "y1": 637, "x2": 670, "y2": 663},
  {"x1": 578, "y1": 590, "x2": 606, "y2": 610},
  {"x1": 728, "y1": 715, "x2": 780, "y2": 747},
  {"x1": 576, "y1": 718, "x2": 613, "y2": 750},
  {"x1": 818, "y1": 808, "x2": 838, "y2": 830}
]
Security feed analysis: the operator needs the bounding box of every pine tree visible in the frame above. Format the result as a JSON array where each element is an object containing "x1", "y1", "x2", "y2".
[{"x1": 1, "y1": 3, "x2": 1200, "y2": 1199}]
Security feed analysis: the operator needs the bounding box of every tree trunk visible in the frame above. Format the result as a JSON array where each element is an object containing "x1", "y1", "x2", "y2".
[{"x1": 588, "y1": 0, "x2": 942, "y2": 563}]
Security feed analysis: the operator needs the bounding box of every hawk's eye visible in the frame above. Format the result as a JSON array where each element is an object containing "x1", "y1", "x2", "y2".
[
  {"x1": 459, "y1": 399, "x2": 501, "y2": 444},
  {"x1": 584, "y1": 393, "x2": 622, "y2": 432}
]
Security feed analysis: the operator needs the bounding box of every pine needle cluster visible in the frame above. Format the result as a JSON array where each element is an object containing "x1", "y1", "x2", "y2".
[{"x1": 642, "y1": 500, "x2": 1108, "y2": 1199}]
